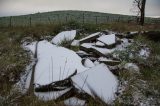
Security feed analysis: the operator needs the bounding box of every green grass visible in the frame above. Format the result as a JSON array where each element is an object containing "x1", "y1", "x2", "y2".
[
  {"x1": 0, "y1": 21, "x2": 160, "y2": 105},
  {"x1": 115, "y1": 35, "x2": 160, "y2": 105},
  {"x1": 0, "y1": 10, "x2": 159, "y2": 27}
]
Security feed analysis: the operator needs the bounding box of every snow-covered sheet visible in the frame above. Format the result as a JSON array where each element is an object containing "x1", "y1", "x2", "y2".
[
  {"x1": 97, "y1": 34, "x2": 116, "y2": 46},
  {"x1": 95, "y1": 41, "x2": 105, "y2": 47},
  {"x1": 26, "y1": 40, "x2": 87, "y2": 87},
  {"x1": 81, "y1": 43, "x2": 114, "y2": 55},
  {"x1": 24, "y1": 41, "x2": 37, "y2": 55},
  {"x1": 79, "y1": 32, "x2": 100, "y2": 42},
  {"x1": 83, "y1": 59, "x2": 95, "y2": 68},
  {"x1": 51, "y1": 30, "x2": 76, "y2": 45},
  {"x1": 71, "y1": 63, "x2": 118, "y2": 104},
  {"x1": 64, "y1": 97, "x2": 86, "y2": 106}
]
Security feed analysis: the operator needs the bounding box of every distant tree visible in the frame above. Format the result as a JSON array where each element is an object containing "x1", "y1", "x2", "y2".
[{"x1": 132, "y1": 0, "x2": 146, "y2": 26}]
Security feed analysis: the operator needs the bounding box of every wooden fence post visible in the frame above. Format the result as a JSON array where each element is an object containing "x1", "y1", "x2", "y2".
[
  {"x1": 106, "y1": 16, "x2": 109, "y2": 22},
  {"x1": 83, "y1": 13, "x2": 85, "y2": 24},
  {"x1": 48, "y1": 17, "x2": 51, "y2": 24},
  {"x1": 57, "y1": 14, "x2": 60, "y2": 24},
  {"x1": 95, "y1": 16, "x2": 98, "y2": 25},
  {"x1": 9, "y1": 16, "x2": 12, "y2": 27},
  {"x1": 29, "y1": 16, "x2": 32, "y2": 27},
  {"x1": 66, "y1": 13, "x2": 69, "y2": 23}
]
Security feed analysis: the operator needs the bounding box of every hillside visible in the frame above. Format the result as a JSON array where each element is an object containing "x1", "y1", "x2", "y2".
[{"x1": 0, "y1": 10, "x2": 157, "y2": 27}]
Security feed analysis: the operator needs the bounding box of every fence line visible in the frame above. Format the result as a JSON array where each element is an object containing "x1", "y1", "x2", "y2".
[{"x1": 0, "y1": 14, "x2": 159, "y2": 27}]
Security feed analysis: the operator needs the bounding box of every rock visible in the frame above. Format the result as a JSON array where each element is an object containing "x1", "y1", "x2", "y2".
[
  {"x1": 35, "y1": 88, "x2": 72, "y2": 101},
  {"x1": 97, "y1": 34, "x2": 116, "y2": 49},
  {"x1": 126, "y1": 31, "x2": 138, "y2": 38},
  {"x1": 115, "y1": 33, "x2": 126, "y2": 38},
  {"x1": 98, "y1": 57, "x2": 121, "y2": 66},
  {"x1": 79, "y1": 32, "x2": 101, "y2": 44},
  {"x1": 124, "y1": 63, "x2": 140, "y2": 74},
  {"x1": 80, "y1": 43, "x2": 115, "y2": 57},
  {"x1": 76, "y1": 51, "x2": 92, "y2": 58}
]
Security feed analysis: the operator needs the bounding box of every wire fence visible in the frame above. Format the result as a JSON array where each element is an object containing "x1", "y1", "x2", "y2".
[{"x1": 0, "y1": 13, "x2": 159, "y2": 27}]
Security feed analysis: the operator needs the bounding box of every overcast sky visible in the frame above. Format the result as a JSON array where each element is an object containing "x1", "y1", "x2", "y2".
[{"x1": 0, "y1": 0, "x2": 159, "y2": 17}]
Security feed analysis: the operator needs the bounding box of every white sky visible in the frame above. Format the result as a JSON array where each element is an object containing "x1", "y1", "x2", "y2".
[{"x1": 0, "y1": 0, "x2": 159, "y2": 17}]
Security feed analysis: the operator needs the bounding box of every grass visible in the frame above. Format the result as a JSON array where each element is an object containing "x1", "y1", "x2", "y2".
[
  {"x1": 0, "y1": 10, "x2": 159, "y2": 27},
  {"x1": 114, "y1": 35, "x2": 160, "y2": 105},
  {"x1": 0, "y1": 21, "x2": 160, "y2": 105}
]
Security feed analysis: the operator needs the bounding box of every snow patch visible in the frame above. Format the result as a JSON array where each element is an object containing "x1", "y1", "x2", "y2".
[{"x1": 64, "y1": 97, "x2": 86, "y2": 106}]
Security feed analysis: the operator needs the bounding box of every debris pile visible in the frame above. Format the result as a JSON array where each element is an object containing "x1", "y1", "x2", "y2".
[{"x1": 20, "y1": 30, "x2": 149, "y2": 105}]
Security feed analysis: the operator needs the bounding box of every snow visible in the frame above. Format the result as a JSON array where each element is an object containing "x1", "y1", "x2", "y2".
[
  {"x1": 97, "y1": 34, "x2": 116, "y2": 46},
  {"x1": 76, "y1": 50, "x2": 88, "y2": 54},
  {"x1": 115, "y1": 38, "x2": 132, "y2": 51},
  {"x1": 139, "y1": 48, "x2": 150, "y2": 59},
  {"x1": 81, "y1": 43, "x2": 114, "y2": 55},
  {"x1": 16, "y1": 44, "x2": 36, "y2": 93},
  {"x1": 64, "y1": 97, "x2": 86, "y2": 106},
  {"x1": 26, "y1": 40, "x2": 87, "y2": 87},
  {"x1": 24, "y1": 41, "x2": 37, "y2": 55},
  {"x1": 81, "y1": 43, "x2": 95, "y2": 49},
  {"x1": 124, "y1": 63, "x2": 140, "y2": 73},
  {"x1": 96, "y1": 41, "x2": 105, "y2": 47},
  {"x1": 71, "y1": 63, "x2": 118, "y2": 104},
  {"x1": 79, "y1": 32, "x2": 100, "y2": 41},
  {"x1": 130, "y1": 31, "x2": 138, "y2": 34},
  {"x1": 92, "y1": 46, "x2": 115, "y2": 55},
  {"x1": 98, "y1": 57, "x2": 111, "y2": 61},
  {"x1": 94, "y1": 60, "x2": 100, "y2": 66},
  {"x1": 35, "y1": 88, "x2": 72, "y2": 101},
  {"x1": 83, "y1": 59, "x2": 95, "y2": 68},
  {"x1": 71, "y1": 40, "x2": 80, "y2": 46},
  {"x1": 51, "y1": 30, "x2": 76, "y2": 45}
]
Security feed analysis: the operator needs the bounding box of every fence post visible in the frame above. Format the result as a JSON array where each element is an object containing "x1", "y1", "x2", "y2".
[
  {"x1": 66, "y1": 15, "x2": 68, "y2": 23},
  {"x1": 48, "y1": 17, "x2": 51, "y2": 24},
  {"x1": 95, "y1": 16, "x2": 98, "y2": 25},
  {"x1": 9, "y1": 16, "x2": 12, "y2": 27},
  {"x1": 57, "y1": 14, "x2": 60, "y2": 24},
  {"x1": 29, "y1": 16, "x2": 31, "y2": 27},
  {"x1": 82, "y1": 13, "x2": 85, "y2": 24},
  {"x1": 117, "y1": 17, "x2": 120, "y2": 22},
  {"x1": 106, "y1": 16, "x2": 109, "y2": 22}
]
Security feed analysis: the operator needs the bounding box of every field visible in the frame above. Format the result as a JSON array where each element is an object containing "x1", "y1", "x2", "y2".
[
  {"x1": 0, "y1": 10, "x2": 160, "y2": 27},
  {"x1": 0, "y1": 10, "x2": 160, "y2": 106}
]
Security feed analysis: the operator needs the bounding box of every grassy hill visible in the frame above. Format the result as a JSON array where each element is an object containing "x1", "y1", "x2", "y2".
[{"x1": 0, "y1": 10, "x2": 158, "y2": 27}]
